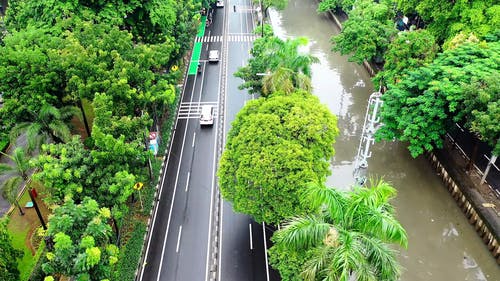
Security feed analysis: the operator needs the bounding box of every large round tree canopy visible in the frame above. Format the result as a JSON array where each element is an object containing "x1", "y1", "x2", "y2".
[{"x1": 218, "y1": 91, "x2": 339, "y2": 224}]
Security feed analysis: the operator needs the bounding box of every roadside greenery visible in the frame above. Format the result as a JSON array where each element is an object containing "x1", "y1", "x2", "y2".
[
  {"x1": 332, "y1": 0, "x2": 396, "y2": 63},
  {"x1": 269, "y1": 180, "x2": 408, "y2": 281},
  {"x1": 377, "y1": 41, "x2": 500, "y2": 157},
  {"x1": 0, "y1": 0, "x2": 200, "y2": 279},
  {"x1": 234, "y1": 36, "x2": 318, "y2": 96},
  {"x1": 228, "y1": 27, "x2": 407, "y2": 280},
  {"x1": 318, "y1": 0, "x2": 499, "y2": 157},
  {"x1": 0, "y1": 217, "x2": 23, "y2": 281},
  {"x1": 41, "y1": 197, "x2": 118, "y2": 280},
  {"x1": 218, "y1": 91, "x2": 339, "y2": 224}
]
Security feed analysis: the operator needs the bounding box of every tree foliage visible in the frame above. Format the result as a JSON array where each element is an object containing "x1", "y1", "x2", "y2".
[
  {"x1": 34, "y1": 132, "x2": 144, "y2": 217},
  {"x1": 234, "y1": 36, "x2": 318, "y2": 96},
  {"x1": 6, "y1": 0, "x2": 200, "y2": 45},
  {"x1": 396, "y1": 0, "x2": 500, "y2": 44},
  {"x1": 332, "y1": 0, "x2": 396, "y2": 63},
  {"x1": 270, "y1": 180, "x2": 407, "y2": 281},
  {"x1": 0, "y1": 20, "x2": 177, "y2": 134},
  {"x1": 374, "y1": 29, "x2": 438, "y2": 87},
  {"x1": 377, "y1": 41, "x2": 500, "y2": 157},
  {"x1": 0, "y1": 148, "x2": 32, "y2": 215},
  {"x1": 42, "y1": 197, "x2": 119, "y2": 280},
  {"x1": 218, "y1": 92, "x2": 339, "y2": 224},
  {"x1": 0, "y1": 218, "x2": 23, "y2": 281}
]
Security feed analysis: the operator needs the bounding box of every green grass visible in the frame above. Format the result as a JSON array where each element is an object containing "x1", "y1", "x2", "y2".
[{"x1": 7, "y1": 191, "x2": 40, "y2": 281}]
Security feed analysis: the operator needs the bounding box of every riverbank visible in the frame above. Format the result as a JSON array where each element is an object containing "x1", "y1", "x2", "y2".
[{"x1": 324, "y1": 8, "x2": 500, "y2": 264}]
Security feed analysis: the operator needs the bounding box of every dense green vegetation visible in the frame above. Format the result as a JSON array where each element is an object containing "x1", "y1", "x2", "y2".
[
  {"x1": 0, "y1": 0, "x2": 201, "y2": 279},
  {"x1": 42, "y1": 198, "x2": 118, "y2": 280},
  {"x1": 270, "y1": 180, "x2": 407, "y2": 281},
  {"x1": 218, "y1": 91, "x2": 339, "y2": 224},
  {"x1": 378, "y1": 40, "x2": 499, "y2": 157},
  {"x1": 225, "y1": 30, "x2": 407, "y2": 280},
  {"x1": 319, "y1": 0, "x2": 499, "y2": 157},
  {"x1": 0, "y1": 217, "x2": 23, "y2": 281}
]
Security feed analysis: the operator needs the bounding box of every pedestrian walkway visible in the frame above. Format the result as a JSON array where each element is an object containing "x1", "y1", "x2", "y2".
[
  {"x1": 195, "y1": 34, "x2": 259, "y2": 43},
  {"x1": 178, "y1": 102, "x2": 218, "y2": 119}
]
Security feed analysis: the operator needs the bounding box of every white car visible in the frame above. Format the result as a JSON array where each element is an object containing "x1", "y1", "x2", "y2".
[
  {"x1": 208, "y1": 50, "x2": 220, "y2": 63},
  {"x1": 216, "y1": 0, "x2": 224, "y2": 8},
  {"x1": 200, "y1": 105, "x2": 214, "y2": 126}
]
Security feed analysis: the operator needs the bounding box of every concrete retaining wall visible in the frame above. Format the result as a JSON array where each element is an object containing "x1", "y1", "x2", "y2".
[{"x1": 428, "y1": 149, "x2": 500, "y2": 264}]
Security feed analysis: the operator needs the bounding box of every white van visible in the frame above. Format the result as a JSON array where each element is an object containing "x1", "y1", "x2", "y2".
[
  {"x1": 200, "y1": 105, "x2": 214, "y2": 126},
  {"x1": 208, "y1": 50, "x2": 220, "y2": 63}
]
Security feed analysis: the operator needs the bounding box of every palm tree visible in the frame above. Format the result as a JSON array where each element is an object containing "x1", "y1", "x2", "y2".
[
  {"x1": 272, "y1": 179, "x2": 408, "y2": 281},
  {"x1": 0, "y1": 148, "x2": 31, "y2": 215},
  {"x1": 262, "y1": 67, "x2": 312, "y2": 95},
  {"x1": 262, "y1": 37, "x2": 318, "y2": 96},
  {"x1": 10, "y1": 104, "x2": 77, "y2": 153}
]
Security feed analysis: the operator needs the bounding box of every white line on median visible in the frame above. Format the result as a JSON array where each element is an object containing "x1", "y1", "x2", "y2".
[
  {"x1": 262, "y1": 222, "x2": 270, "y2": 281},
  {"x1": 176, "y1": 225, "x2": 183, "y2": 253},
  {"x1": 249, "y1": 223, "x2": 253, "y2": 250},
  {"x1": 155, "y1": 76, "x2": 196, "y2": 281},
  {"x1": 185, "y1": 172, "x2": 191, "y2": 192}
]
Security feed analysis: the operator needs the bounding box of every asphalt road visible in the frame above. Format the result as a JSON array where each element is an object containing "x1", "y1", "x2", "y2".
[
  {"x1": 140, "y1": 12, "x2": 222, "y2": 281},
  {"x1": 139, "y1": 0, "x2": 278, "y2": 280},
  {"x1": 219, "y1": 0, "x2": 280, "y2": 280}
]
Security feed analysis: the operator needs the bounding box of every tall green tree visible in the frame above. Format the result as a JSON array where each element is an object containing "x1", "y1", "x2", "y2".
[
  {"x1": 218, "y1": 91, "x2": 339, "y2": 224},
  {"x1": 0, "y1": 21, "x2": 178, "y2": 133},
  {"x1": 269, "y1": 180, "x2": 408, "y2": 281},
  {"x1": 262, "y1": 67, "x2": 312, "y2": 95},
  {"x1": 0, "y1": 148, "x2": 32, "y2": 215},
  {"x1": 377, "y1": 41, "x2": 500, "y2": 157},
  {"x1": 42, "y1": 197, "x2": 119, "y2": 281},
  {"x1": 317, "y1": 0, "x2": 356, "y2": 14},
  {"x1": 0, "y1": 217, "x2": 23, "y2": 281}
]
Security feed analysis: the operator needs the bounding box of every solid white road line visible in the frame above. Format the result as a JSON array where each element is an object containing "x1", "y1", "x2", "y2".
[
  {"x1": 156, "y1": 83, "x2": 195, "y2": 281},
  {"x1": 204, "y1": 103, "x2": 220, "y2": 281},
  {"x1": 192, "y1": 132, "x2": 196, "y2": 147},
  {"x1": 185, "y1": 172, "x2": 191, "y2": 192},
  {"x1": 176, "y1": 225, "x2": 183, "y2": 253},
  {"x1": 217, "y1": 0, "x2": 231, "y2": 279},
  {"x1": 139, "y1": 34, "x2": 191, "y2": 280},
  {"x1": 249, "y1": 223, "x2": 253, "y2": 250},
  {"x1": 262, "y1": 222, "x2": 270, "y2": 281}
]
